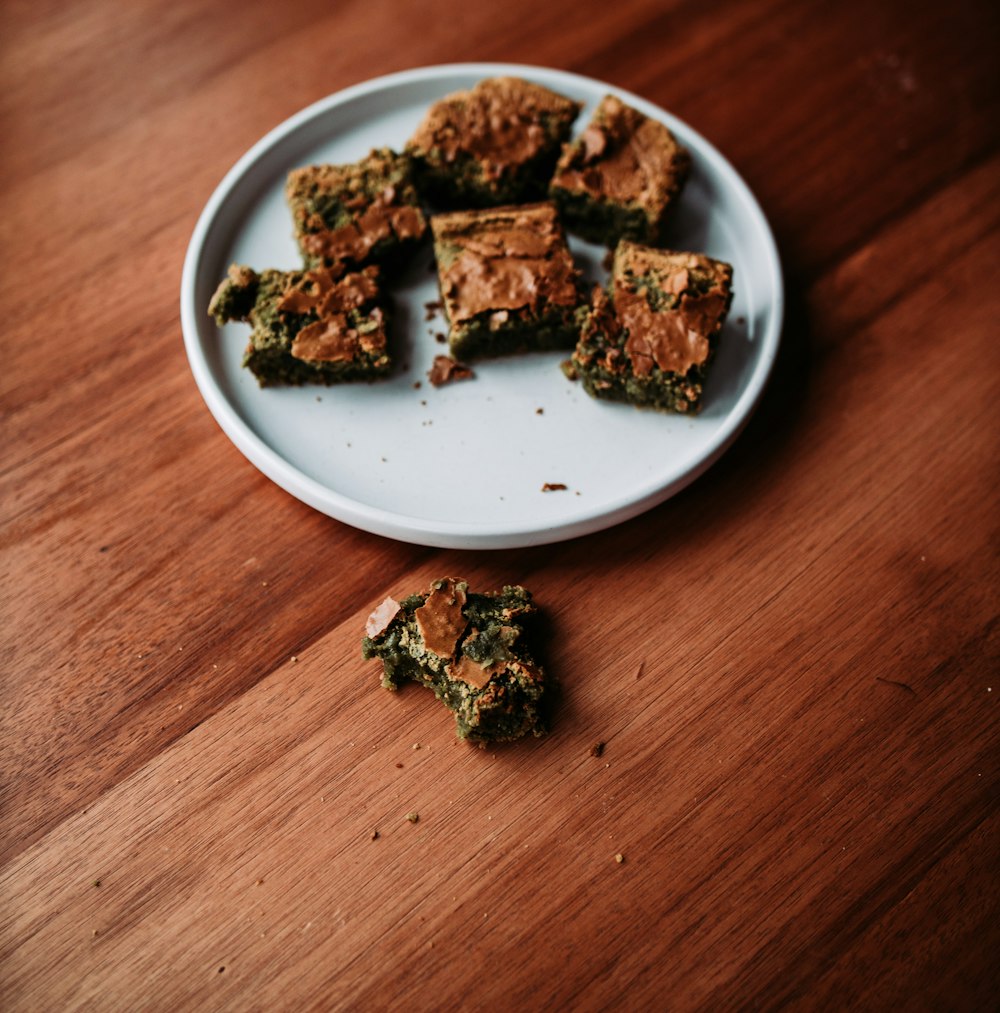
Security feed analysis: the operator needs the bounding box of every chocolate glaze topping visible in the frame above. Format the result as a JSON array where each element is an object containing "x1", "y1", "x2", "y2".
[
  {"x1": 614, "y1": 244, "x2": 731, "y2": 377},
  {"x1": 287, "y1": 150, "x2": 428, "y2": 266},
  {"x1": 409, "y1": 77, "x2": 580, "y2": 182},
  {"x1": 553, "y1": 95, "x2": 689, "y2": 211},
  {"x1": 432, "y1": 203, "x2": 580, "y2": 323},
  {"x1": 415, "y1": 578, "x2": 468, "y2": 659},
  {"x1": 278, "y1": 266, "x2": 386, "y2": 363},
  {"x1": 302, "y1": 192, "x2": 426, "y2": 264}
]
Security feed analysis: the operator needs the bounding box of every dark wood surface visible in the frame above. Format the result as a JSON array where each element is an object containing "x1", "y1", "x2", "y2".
[{"x1": 2, "y1": 0, "x2": 998, "y2": 1008}]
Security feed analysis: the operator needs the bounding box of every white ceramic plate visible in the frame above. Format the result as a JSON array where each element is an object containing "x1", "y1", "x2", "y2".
[{"x1": 181, "y1": 63, "x2": 782, "y2": 549}]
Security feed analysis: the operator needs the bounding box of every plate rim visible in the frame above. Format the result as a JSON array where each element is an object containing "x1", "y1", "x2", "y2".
[{"x1": 180, "y1": 61, "x2": 784, "y2": 549}]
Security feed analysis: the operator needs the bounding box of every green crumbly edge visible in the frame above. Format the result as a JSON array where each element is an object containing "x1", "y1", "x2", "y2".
[
  {"x1": 572, "y1": 262, "x2": 733, "y2": 414},
  {"x1": 549, "y1": 186, "x2": 658, "y2": 246},
  {"x1": 208, "y1": 267, "x2": 391, "y2": 387},
  {"x1": 447, "y1": 305, "x2": 581, "y2": 360},
  {"x1": 409, "y1": 110, "x2": 578, "y2": 209},
  {"x1": 286, "y1": 148, "x2": 427, "y2": 269},
  {"x1": 362, "y1": 583, "x2": 549, "y2": 743}
]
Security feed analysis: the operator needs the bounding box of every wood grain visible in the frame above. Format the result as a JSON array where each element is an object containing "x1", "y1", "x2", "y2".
[{"x1": 2, "y1": 0, "x2": 998, "y2": 1008}]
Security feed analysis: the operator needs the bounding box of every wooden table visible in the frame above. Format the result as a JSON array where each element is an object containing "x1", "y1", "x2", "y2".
[{"x1": 3, "y1": 0, "x2": 998, "y2": 1008}]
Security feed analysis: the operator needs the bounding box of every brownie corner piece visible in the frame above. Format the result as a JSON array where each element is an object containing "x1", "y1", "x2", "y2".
[
  {"x1": 430, "y1": 201, "x2": 583, "y2": 359},
  {"x1": 209, "y1": 263, "x2": 391, "y2": 386},
  {"x1": 285, "y1": 147, "x2": 428, "y2": 271},
  {"x1": 407, "y1": 77, "x2": 581, "y2": 208},
  {"x1": 571, "y1": 241, "x2": 733, "y2": 413},
  {"x1": 362, "y1": 577, "x2": 550, "y2": 743},
  {"x1": 549, "y1": 94, "x2": 690, "y2": 246}
]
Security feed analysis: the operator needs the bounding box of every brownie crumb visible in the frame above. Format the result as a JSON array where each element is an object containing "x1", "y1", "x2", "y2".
[
  {"x1": 542, "y1": 483, "x2": 568, "y2": 492},
  {"x1": 535, "y1": 407, "x2": 544, "y2": 415},
  {"x1": 428, "y1": 355, "x2": 475, "y2": 386},
  {"x1": 435, "y1": 332, "x2": 448, "y2": 343},
  {"x1": 406, "y1": 812, "x2": 420, "y2": 824},
  {"x1": 424, "y1": 299, "x2": 443, "y2": 320},
  {"x1": 370, "y1": 829, "x2": 380, "y2": 840},
  {"x1": 363, "y1": 577, "x2": 550, "y2": 743},
  {"x1": 590, "y1": 741, "x2": 605, "y2": 757},
  {"x1": 560, "y1": 359, "x2": 579, "y2": 381}
]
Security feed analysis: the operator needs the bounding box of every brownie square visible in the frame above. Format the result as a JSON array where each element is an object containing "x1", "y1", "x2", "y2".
[
  {"x1": 285, "y1": 147, "x2": 428, "y2": 271},
  {"x1": 549, "y1": 95, "x2": 690, "y2": 246},
  {"x1": 209, "y1": 263, "x2": 391, "y2": 386},
  {"x1": 569, "y1": 241, "x2": 733, "y2": 413},
  {"x1": 407, "y1": 77, "x2": 581, "y2": 208},
  {"x1": 431, "y1": 202, "x2": 583, "y2": 360},
  {"x1": 362, "y1": 577, "x2": 551, "y2": 743}
]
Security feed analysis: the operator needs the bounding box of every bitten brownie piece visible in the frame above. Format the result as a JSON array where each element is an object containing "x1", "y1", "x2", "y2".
[
  {"x1": 285, "y1": 148, "x2": 428, "y2": 271},
  {"x1": 407, "y1": 77, "x2": 581, "y2": 208},
  {"x1": 431, "y1": 202, "x2": 583, "y2": 360},
  {"x1": 569, "y1": 241, "x2": 733, "y2": 413},
  {"x1": 209, "y1": 263, "x2": 391, "y2": 386},
  {"x1": 549, "y1": 95, "x2": 690, "y2": 247},
  {"x1": 362, "y1": 577, "x2": 550, "y2": 744}
]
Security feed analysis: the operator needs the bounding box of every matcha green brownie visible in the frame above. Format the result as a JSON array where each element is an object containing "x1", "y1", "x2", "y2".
[
  {"x1": 407, "y1": 77, "x2": 581, "y2": 208},
  {"x1": 209, "y1": 263, "x2": 391, "y2": 386},
  {"x1": 286, "y1": 148, "x2": 428, "y2": 271},
  {"x1": 431, "y1": 202, "x2": 583, "y2": 360},
  {"x1": 569, "y1": 241, "x2": 733, "y2": 413},
  {"x1": 549, "y1": 95, "x2": 690, "y2": 246},
  {"x1": 362, "y1": 577, "x2": 550, "y2": 743}
]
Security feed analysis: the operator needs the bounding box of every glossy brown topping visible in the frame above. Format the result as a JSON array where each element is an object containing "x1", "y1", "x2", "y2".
[
  {"x1": 302, "y1": 191, "x2": 427, "y2": 264},
  {"x1": 408, "y1": 77, "x2": 579, "y2": 181},
  {"x1": 427, "y1": 355, "x2": 475, "y2": 386},
  {"x1": 366, "y1": 597, "x2": 401, "y2": 638},
  {"x1": 291, "y1": 317, "x2": 359, "y2": 362},
  {"x1": 415, "y1": 578, "x2": 468, "y2": 658},
  {"x1": 432, "y1": 203, "x2": 580, "y2": 323},
  {"x1": 552, "y1": 95, "x2": 689, "y2": 212},
  {"x1": 614, "y1": 244, "x2": 731, "y2": 377},
  {"x1": 277, "y1": 266, "x2": 380, "y2": 314},
  {"x1": 448, "y1": 652, "x2": 501, "y2": 690},
  {"x1": 278, "y1": 267, "x2": 385, "y2": 363}
]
